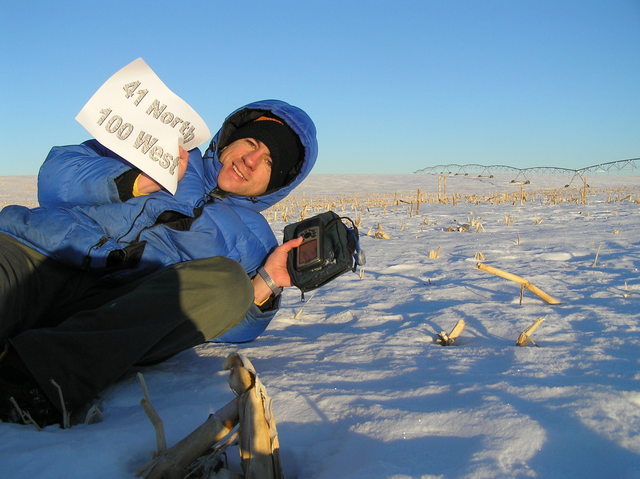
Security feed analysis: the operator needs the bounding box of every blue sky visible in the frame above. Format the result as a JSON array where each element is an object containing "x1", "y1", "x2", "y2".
[{"x1": 1, "y1": 0, "x2": 638, "y2": 175}]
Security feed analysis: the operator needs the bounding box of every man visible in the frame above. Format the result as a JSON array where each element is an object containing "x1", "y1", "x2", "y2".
[{"x1": 0, "y1": 99, "x2": 318, "y2": 427}]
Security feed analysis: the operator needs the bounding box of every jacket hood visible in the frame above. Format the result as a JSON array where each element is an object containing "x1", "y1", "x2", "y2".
[{"x1": 202, "y1": 99, "x2": 318, "y2": 212}]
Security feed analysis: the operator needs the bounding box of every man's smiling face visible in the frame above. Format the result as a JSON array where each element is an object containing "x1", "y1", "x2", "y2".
[{"x1": 216, "y1": 138, "x2": 272, "y2": 196}]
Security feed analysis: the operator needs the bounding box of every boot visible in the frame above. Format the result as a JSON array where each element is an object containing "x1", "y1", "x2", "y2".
[{"x1": 0, "y1": 343, "x2": 61, "y2": 428}]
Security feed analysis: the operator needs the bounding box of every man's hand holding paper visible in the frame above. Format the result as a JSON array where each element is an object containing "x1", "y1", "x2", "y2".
[{"x1": 135, "y1": 146, "x2": 190, "y2": 195}]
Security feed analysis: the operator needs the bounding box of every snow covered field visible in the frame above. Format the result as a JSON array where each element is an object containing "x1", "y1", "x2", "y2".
[{"x1": 1, "y1": 173, "x2": 639, "y2": 478}]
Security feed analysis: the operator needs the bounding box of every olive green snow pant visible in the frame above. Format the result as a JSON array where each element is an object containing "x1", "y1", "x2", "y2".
[{"x1": 0, "y1": 234, "x2": 253, "y2": 414}]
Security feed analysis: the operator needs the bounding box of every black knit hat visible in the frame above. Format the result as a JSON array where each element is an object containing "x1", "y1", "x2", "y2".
[{"x1": 226, "y1": 116, "x2": 302, "y2": 192}]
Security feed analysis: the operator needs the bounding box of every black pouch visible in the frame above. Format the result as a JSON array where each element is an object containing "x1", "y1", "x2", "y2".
[
  {"x1": 105, "y1": 240, "x2": 147, "y2": 269},
  {"x1": 283, "y1": 211, "x2": 364, "y2": 294}
]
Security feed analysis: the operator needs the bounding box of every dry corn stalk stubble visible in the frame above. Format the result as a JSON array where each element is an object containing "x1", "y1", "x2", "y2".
[
  {"x1": 136, "y1": 353, "x2": 283, "y2": 479},
  {"x1": 436, "y1": 319, "x2": 466, "y2": 346},
  {"x1": 264, "y1": 180, "x2": 638, "y2": 226},
  {"x1": 516, "y1": 317, "x2": 546, "y2": 346},
  {"x1": 476, "y1": 263, "x2": 561, "y2": 305}
]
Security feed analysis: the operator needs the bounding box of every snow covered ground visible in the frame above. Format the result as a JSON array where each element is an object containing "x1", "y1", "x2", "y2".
[{"x1": 1, "y1": 173, "x2": 639, "y2": 478}]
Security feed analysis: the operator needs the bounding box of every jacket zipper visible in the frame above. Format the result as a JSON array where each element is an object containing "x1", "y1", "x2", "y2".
[{"x1": 83, "y1": 235, "x2": 109, "y2": 269}]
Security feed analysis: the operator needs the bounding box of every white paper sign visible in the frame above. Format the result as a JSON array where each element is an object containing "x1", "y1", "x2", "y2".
[{"x1": 76, "y1": 58, "x2": 211, "y2": 194}]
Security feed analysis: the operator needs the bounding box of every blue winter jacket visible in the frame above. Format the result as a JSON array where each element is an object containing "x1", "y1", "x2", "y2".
[{"x1": 0, "y1": 99, "x2": 318, "y2": 342}]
